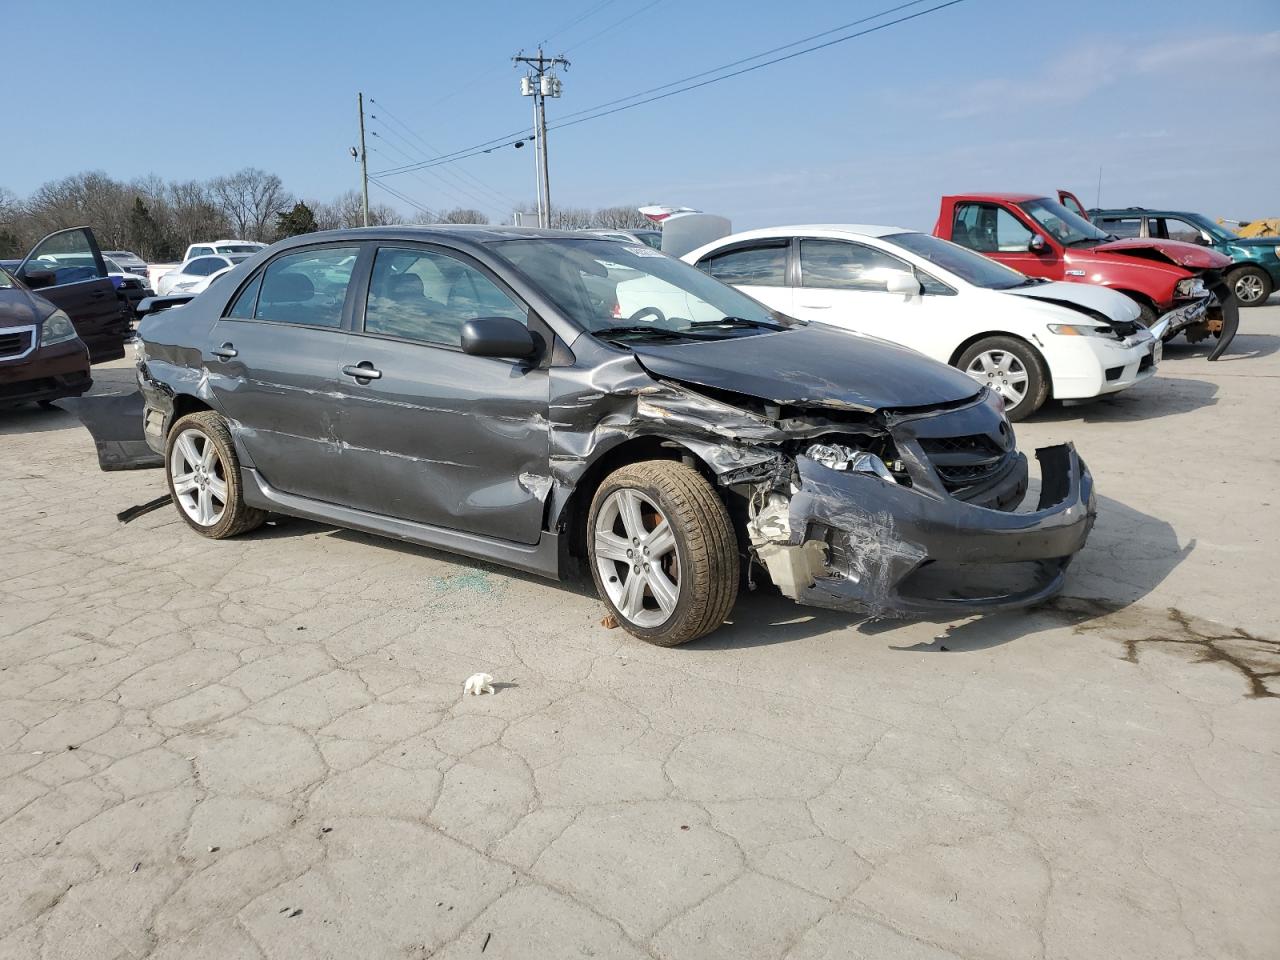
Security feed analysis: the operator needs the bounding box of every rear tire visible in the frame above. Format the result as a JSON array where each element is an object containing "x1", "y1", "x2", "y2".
[
  {"x1": 587, "y1": 460, "x2": 738, "y2": 646},
  {"x1": 957, "y1": 336, "x2": 1048, "y2": 422},
  {"x1": 165, "y1": 411, "x2": 266, "y2": 539},
  {"x1": 1228, "y1": 265, "x2": 1272, "y2": 307}
]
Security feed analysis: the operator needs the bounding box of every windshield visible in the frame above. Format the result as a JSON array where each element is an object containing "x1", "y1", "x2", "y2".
[
  {"x1": 886, "y1": 232, "x2": 1032, "y2": 290},
  {"x1": 104, "y1": 258, "x2": 123, "y2": 273},
  {"x1": 216, "y1": 244, "x2": 264, "y2": 255},
  {"x1": 1018, "y1": 198, "x2": 1110, "y2": 246},
  {"x1": 489, "y1": 238, "x2": 794, "y2": 341},
  {"x1": 0, "y1": 266, "x2": 14, "y2": 289}
]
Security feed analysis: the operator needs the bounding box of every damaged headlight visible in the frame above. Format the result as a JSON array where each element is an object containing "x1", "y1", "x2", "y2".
[
  {"x1": 1176, "y1": 278, "x2": 1207, "y2": 298},
  {"x1": 805, "y1": 443, "x2": 898, "y2": 483}
]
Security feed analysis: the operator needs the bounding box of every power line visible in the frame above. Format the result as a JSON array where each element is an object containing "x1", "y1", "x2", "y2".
[
  {"x1": 539, "y1": 0, "x2": 621, "y2": 47},
  {"x1": 368, "y1": 97, "x2": 522, "y2": 208},
  {"x1": 368, "y1": 125, "x2": 510, "y2": 214},
  {"x1": 562, "y1": 0, "x2": 668, "y2": 54},
  {"x1": 367, "y1": 176, "x2": 433, "y2": 220},
  {"x1": 548, "y1": 0, "x2": 968, "y2": 134},
  {"x1": 553, "y1": 0, "x2": 935, "y2": 125},
  {"x1": 373, "y1": 0, "x2": 967, "y2": 177}
]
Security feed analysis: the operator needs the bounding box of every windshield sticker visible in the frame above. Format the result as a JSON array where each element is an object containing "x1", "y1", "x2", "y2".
[{"x1": 624, "y1": 245, "x2": 664, "y2": 257}]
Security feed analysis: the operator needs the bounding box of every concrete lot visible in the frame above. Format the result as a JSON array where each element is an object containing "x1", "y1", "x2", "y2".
[{"x1": 1, "y1": 305, "x2": 1277, "y2": 959}]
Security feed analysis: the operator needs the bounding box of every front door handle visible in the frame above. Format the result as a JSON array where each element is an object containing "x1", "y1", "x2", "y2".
[
  {"x1": 798, "y1": 303, "x2": 832, "y2": 309},
  {"x1": 211, "y1": 343, "x2": 237, "y2": 360},
  {"x1": 342, "y1": 362, "x2": 382, "y2": 381}
]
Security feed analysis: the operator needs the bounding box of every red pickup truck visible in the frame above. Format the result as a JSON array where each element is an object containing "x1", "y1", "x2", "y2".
[{"x1": 933, "y1": 190, "x2": 1237, "y2": 360}]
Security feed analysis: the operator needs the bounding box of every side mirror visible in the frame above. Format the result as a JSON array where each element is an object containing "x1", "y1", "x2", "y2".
[
  {"x1": 21, "y1": 269, "x2": 56, "y2": 290},
  {"x1": 461, "y1": 316, "x2": 537, "y2": 360},
  {"x1": 1028, "y1": 234, "x2": 1048, "y2": 254},
  {"x1": 885, "y1": 272, "x2": 922, "y2": 297}
]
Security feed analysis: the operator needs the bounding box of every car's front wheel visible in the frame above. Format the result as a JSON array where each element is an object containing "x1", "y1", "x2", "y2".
[
  {"x1": 165, "y1": 411, "x2": 266, "y2": 539},
  {"x1": 587, "y1": 460, "x2": 738, "y2": 646},
  {"x1": 957, "y1": 336, "x2": 1049, "y2": 421},
  {"x1": 1228, "y1": 265, "x2": 1272, "y2": 307}
]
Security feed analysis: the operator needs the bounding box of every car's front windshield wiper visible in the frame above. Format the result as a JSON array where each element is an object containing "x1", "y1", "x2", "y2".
[
  {"x1": 592, "y1": 325, "x2": 720, "y2": 342},
  {"x1": 689, "y1": 315, "x2": 786, "y2": 331}
]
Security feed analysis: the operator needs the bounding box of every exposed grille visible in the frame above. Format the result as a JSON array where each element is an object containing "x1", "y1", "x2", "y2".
[
  {"x1": 1138, "y1": 353, "x2": 1154, "y2": 372},
  {"x1": 0, "y1": 329, "x2": 32, "y2": 359},
  {"x1": 918, "y1": 433, "x2": 1013, "y2": 493}
]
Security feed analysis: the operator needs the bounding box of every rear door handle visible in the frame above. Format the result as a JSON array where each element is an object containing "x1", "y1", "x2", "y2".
[
  {"x1": 211, "y1": 342, "x2": 237, "y2": 359},
  {"x1": 799, "y1": 303, "x2": 832, "y2": 309},
  {"x1": 342, "y1": 362, "x2": 382, "y2": 381}
]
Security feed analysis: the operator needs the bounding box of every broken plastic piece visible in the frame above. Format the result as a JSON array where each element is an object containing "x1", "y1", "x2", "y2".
[{"x1": 464, "y1": 673, "x2": 495, "y2": 696}]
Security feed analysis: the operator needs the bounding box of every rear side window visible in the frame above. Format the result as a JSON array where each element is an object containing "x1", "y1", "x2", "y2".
[
  {"x1": 700, "y1": 244, "x2": 787, "y2": 286},
  {"x1": 363, "y1": 246, "x2": 524, "y2": 347},
  {"x1": 254, "y1": 246, "x2": 359, "y2": 328},
  {"x1": 1098, "y1": 217, "x2": 1142, "y2": 238},
  {"x1": 227, "y1": 273, "x2": 263, "y2": 318}
]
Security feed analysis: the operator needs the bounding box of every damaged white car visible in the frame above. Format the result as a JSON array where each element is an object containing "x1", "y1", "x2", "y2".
[
  {"x1": 681, "y1": 226, "x2": 1160, "y2": 420},
  {"x1": 87, "y1": 228, "x2": 1096, "y2": 645}
]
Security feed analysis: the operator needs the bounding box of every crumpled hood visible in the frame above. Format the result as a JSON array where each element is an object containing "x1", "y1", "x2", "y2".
[
  {"x1": 1089, "y1": 237, "x2": 1232, "y2": 269},
  {"x1": 628, "y1": 323, "x2": 981, "y2": 413},
  {"x1": 0, "y1": 286, "x2": 54, "y2": 329},
  {"x1": 1003, "y1": 280, "x2": 1141, "y2": 323}
]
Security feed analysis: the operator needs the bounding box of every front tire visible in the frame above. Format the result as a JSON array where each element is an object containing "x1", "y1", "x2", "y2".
[
  {"x1": 1228, "y1": 265, "x2": 1272, "y2": 307},
  {"x1": 587, "y1": 460, "x2": 738, "y2": 646},
  {"x1": 957, "y1": 336, "x2": 1049, "y2": 422},
  {"x1": 165, "y1": 411, "x2": 266, "y2": 539}
]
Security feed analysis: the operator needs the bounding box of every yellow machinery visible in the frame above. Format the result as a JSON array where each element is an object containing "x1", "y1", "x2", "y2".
[{"x1": 1219, "y1": 217, "x2": 1280, "y2": 238}]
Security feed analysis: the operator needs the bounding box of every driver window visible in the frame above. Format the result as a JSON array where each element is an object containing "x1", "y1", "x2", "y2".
[
  {"x1": 701, "y1": 244, "x2": 787, "y2": 286},
  {"x1": 1155, "y1": 218, "x2": 1205, "y2": 244},
  {"x1": 20, "y1": 228, "x2": 107, "y2": 287},
  {"x1": 364, "y1": 246, "x2": 525, "y2": 348},
  {"x1": 953, "y1": 204, "x2": 1033, "y2": 253}
]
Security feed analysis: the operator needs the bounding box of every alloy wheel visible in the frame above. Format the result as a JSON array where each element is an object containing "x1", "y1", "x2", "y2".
[
  {"x1": 170, "y1": 427, "x2": 228, "y2": 527},
  {"x1": 965, "y1": 350, "x2": 1028, "y2": 408},
  {"x1": 1235, "y1": 273, "x2": 1265, "y2": 304},
  {"x1": 593, "y1": 488, "x2": 680, "y2": 628}
]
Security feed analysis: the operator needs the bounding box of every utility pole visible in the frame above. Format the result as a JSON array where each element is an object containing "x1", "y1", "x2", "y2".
[
  {"x1": 514, "y1": 48, "x2": 568, "y2": 228},
  {"x1": 357, "y1": 92, "x2": 370, "y2": 227}
]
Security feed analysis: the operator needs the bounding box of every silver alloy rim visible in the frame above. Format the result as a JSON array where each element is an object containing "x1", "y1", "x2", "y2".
[
  {"x1": 1235, "y1": 273, "x2": 1265, "y2": 303},
  {"x1": 965, "y1": 350, "x2": 1028, "y2": 408},
  {"x1": 593, "y1": 488, "x2": 679, "y2": 628},
  {"x1": 170, "y1": 428, "x2": 228, "y2": 527}
]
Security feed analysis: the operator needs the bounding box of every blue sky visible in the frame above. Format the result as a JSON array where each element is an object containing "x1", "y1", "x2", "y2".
[{"x1": 7, "y1": 0, "x2": 1278, "y2": 230}]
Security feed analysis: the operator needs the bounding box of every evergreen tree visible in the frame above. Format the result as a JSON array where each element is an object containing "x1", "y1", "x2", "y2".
[{"x1": 274, "y1": 201, "x2": 318, "y2": 240}]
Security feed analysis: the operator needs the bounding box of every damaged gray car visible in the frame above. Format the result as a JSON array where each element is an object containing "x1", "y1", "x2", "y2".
[{"x1": 128, "y1": 227, "x2": 1096, "y2": 645}]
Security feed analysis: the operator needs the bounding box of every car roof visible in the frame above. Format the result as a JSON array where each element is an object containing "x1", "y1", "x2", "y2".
[
  {"x1": 944, "y1": 193, "x2": 1043, "y2": 203},
  {"x1": 266, "y1": 225, "x2": 618, "y2": 248},
  {"x1": 704, "y1": 224, "x2": 914, "y2": 242}
]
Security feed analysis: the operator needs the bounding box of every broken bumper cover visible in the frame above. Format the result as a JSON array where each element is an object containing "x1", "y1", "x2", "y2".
[
  {"x1": 1152, "y1": 290, "x2": 1238, "y2": 361},
  {"x1": 754, "y1": 443, "x2": 1095, "y2": 618}
]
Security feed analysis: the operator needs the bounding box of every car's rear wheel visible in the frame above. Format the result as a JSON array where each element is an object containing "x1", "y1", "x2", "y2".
[
  {"x1": 587, "y1": 460, "x2": 738, "y2": 646},
  {"x1": 957, "y1": 336, "x2": 1048, "y2": 422},
  {"x1": 1228, "y1": 265, "x2": 1272, "y2": 307},
  {"x1": 165, "y1": 411, "x2": 266, "y2": 539}
]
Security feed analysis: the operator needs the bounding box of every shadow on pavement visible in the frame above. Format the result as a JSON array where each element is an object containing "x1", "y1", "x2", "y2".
[{"x1": 1031, "y1": 376, "x2": 1217, "y2": 424}]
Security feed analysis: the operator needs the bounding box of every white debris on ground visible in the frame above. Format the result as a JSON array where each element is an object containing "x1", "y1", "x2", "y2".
[{"x1": 463, "y1": 672, "x2": 495, "y2": 696}]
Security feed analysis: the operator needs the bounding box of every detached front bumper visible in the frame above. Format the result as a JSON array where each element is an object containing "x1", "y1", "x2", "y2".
[
  {"x1": 749, "y1": 443, "x2": 1095, "y2": 618},
  {"x1": 1152, "y1": 287, "x2": 1238, "y2": 360}
]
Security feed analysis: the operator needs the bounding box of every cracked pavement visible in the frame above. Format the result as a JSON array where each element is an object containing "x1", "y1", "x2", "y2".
[{"x1": 1, "y1": 306, "x2": 1277, "y2": 959}]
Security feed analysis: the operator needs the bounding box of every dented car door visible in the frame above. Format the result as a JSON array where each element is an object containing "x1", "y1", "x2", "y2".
[{"x1": 333, "y1": 242, "x2": 550, "y2": 544}]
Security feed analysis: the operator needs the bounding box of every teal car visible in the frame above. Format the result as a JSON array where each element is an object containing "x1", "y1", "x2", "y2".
[{"x1": 1088, "y1": 207, "x2": 1280, "y2": 307}]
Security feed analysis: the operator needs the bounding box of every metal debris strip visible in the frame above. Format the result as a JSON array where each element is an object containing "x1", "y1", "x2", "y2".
[{"x1": 117, "y1": 493, "x2": 173, "y2": 524}]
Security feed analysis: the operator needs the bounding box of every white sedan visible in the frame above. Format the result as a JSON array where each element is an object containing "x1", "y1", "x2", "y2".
[
  {"x1": 676, "y1": 225, "x2": 1159, "y2": 420},
  {"x1": 156, "y1": 254, "x2": 253, "y2": 296}
]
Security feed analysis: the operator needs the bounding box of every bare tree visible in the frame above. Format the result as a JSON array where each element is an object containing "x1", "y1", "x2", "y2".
[
  {"x1": 593, "y1": 206, "x2": 652, "y2": 230},
  {"x1": 168, "y1": 180, "x2": 229, "y2": 252},
  {"x1": 314, "y1": 190, "x2": 400, "y2": 230},
  {"x1": 437, "y1": 207, "x2": 489, "y2": 225},
  {"x1": 209, "y1": 168, "x2": 290, "y2": 241}
]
